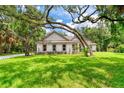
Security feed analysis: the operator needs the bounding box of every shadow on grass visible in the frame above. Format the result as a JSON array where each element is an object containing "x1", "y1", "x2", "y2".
[{"x1": 0, "y1": 55, "x2": 124, "y2": 87}]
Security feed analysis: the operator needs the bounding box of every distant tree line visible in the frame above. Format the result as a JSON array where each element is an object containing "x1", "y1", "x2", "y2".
[{"x1": 82, "y1": 20, "x2": 124, "y2": 52}]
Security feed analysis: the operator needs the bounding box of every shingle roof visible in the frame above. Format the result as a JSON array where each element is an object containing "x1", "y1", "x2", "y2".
[
  {"x1": 44, "y1": 31, "x2": 69, "y2": 41},
  {"x1": 64, "y1": 36, "x2": 74, "y2": 40},
  {"x1": 38, "y1": 31, "x2": 96, "y2": 45}
]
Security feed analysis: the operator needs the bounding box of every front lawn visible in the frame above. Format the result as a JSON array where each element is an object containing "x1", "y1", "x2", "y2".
[{"x1": 0, "y1": 52, "x2": 124, "y2": 88}]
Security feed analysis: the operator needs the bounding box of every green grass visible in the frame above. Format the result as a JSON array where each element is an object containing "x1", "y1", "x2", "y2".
[{"x1": 0, "y1": 52, "x2": 124, "y2": 88}]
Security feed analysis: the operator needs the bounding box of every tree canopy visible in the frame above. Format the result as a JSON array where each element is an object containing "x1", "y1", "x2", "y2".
[{"x1": 0, "y1": 5, "x2": 124, "y2": 56}]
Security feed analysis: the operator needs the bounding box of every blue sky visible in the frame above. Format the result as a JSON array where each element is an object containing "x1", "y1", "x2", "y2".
[
  {"x1": 49, "y1": 7, "x2": 72, "y2": 23},
  {"x1": 37, "y1": 5, "x2": 72, "y2": 23},
  {"x1": 37, "y1": 5, "x2": 98, "y2": 35},
  {"x1": 48, "y1": 5, "x2": 97, "y2": 24}
]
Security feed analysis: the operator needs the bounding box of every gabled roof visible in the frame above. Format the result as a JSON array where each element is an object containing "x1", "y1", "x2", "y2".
[
  {"x1": 64, "y1": 36, "x2": 74, "y2": 40},
  {"x1": 43, "y1": 31, "x2": 69, "y2": 41},
  {"x1": 37, "y1": 31, "x2": 96, "y2": 45},
  {"x1": 71, "y1": 36, "x2": 96, "y2": 45}
]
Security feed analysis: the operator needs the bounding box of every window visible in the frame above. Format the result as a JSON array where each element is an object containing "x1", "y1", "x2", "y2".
[
  {"x1": 43, "y1": 44, "x2": 47, "y2": 51},
  {"x1": 63, "y1": 44, "x2": 66, "y2": 51},
  {"x1": 72, "y1": 44, "x2": 75, "y2": 51},
  {"x1": 53, "y1": 45, "x2": 56, "y2": 51}
]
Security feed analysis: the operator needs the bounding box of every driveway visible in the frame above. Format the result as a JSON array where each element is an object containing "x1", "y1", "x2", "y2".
[{"x1": 0, "y1": 54, "x2": 25, "y2": 60}]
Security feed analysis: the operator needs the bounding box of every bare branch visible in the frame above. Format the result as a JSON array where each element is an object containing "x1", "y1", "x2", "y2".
[
  {"x1": 80, "y1": 5, "x2": 89, "y2": 15},
  {"x1": 89, "y1": 15, "x2": 124, "y2": 23},
  {"x1": 46, "y1": 5, "x2": 54, "y2": 22},
  {"x1": 44, "y1": 5, "x2": 90, "y2": 48},
  {"x1": 88, "y1": 10, "x2": 97, "y2": 17},
  {"x1": 45, "y1": 25, "x2": 86, "y2": 47}
]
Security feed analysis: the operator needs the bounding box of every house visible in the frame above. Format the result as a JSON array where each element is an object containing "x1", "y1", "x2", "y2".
[{"x1": 36, "y1": 31, "x2": 96, "y2": 54}]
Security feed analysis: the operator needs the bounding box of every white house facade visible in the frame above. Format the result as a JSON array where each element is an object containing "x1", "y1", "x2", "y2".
[{"x1": 36, "y1": 31, "x2": 96, "y2": 54}]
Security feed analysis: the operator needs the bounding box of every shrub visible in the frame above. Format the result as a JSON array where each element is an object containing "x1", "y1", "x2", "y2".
[
  {"x1": 107, "y1": 47, "x2": 115, "y2": 52},
  {"x1": 83, "y1": 47, "x2": 89, "y2": 56},
  {"x1": 115, "y1": 44, "x2": 124, "y2": 53}
]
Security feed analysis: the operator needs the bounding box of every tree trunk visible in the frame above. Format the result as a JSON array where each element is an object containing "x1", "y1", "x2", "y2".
[
  {"x1": 72, "y1": 29, "x2": 93, "y2": 56},
  {"x1": 0, "y1": 45, "x2": 3, "y2": 54},
  {"x1": 7, "y1": 44, "x2": 12, "y2": 53},
  {"x1": 25, "y1": 50, "x2": 30, "y2": 56},
  {"x1": 24, "y1": 41, "x2": 30, "y2": 56}
]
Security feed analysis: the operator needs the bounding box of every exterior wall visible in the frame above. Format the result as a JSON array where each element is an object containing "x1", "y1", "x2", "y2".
[
  {"x1": 47, "y1": 44, "x2": 63, "y2": 52},
  {"x1": 46, "y1": 44, "x2": 52, "y2": 52},
  {"x1": 37, "y1": 43, "x2": 43, "y2": 53},
  {"x1": 72, "y1": 37, "x2": 97, "y2": 52},
  {"x1": 36, "y1": 32, "x2": 96, "y2": 53},
  {"x1": 37, "y1": 43, "x2": 73, "y2": 54},
  {"x1": 37, "y1": 43, "x2": 96, "y2": 53},
  {"x1": 56, "y1": 44, "x2": 62, "y2": 52},
  {"x1": 66, "y1": 44, "x2": 73, "y2": 54},
  {"x1": 91, "y1": 45, "x2": 96, "y2": 51}
]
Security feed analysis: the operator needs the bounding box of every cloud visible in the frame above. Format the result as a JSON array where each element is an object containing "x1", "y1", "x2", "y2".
[
  {"x1": 56, "y1": 19, "x2": 63, "y2": 23},
  {"x1": 81, "y1": 21, "x2": 98, "y2": 28},
  {"x1": 66, "y1": 22, "x2": 75, "y2": 28},
  {"x1": 50, "y1": 7, "x2": 71, "y2": 23},
  {"x1": 66, "y1": 20, "x2": 98, "y2": 29},
  {"x1": 66, "y1": 22, "x2": 83, "y2": 29}
]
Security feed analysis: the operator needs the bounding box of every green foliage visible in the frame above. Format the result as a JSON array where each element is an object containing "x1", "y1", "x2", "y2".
[
  {"x1": 115, "y1": 44, "x2": 124, "y2": 53},
  {"x1": 96, "y1": 5, "x2": 121, "y2": 20},
  {"x1": 108, "y1": 22, "x2": 124, "y2": 49},
  {"x1": 1, "y1": 5, "x2": 124, "y2": 55},
  {"x1": 83, "y1": 47, "x2": 89, "y2": 56},
  {"x1": 82, "y1": 22, "x2": 111, "y2": 51},
  {"x1": 0, "y1": 5, "x2": 46, "y2": 55},
  {"x1": 107, "y1": 47, "x2": 115, "y2": 52}
]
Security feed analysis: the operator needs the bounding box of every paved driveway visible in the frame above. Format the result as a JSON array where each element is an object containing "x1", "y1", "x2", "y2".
[{"x1": 0, "y1": 54, "x2": 25, "y2": 60}]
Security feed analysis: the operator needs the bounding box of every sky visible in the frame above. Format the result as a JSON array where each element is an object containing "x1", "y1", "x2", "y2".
[{"x1": 37, "y1": 5, "x2": 98, "y2": 36}]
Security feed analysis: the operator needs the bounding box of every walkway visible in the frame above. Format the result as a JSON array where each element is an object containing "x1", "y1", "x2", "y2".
[{"x1": 0, "y1": 54, "x2": 25, "y2": 60}]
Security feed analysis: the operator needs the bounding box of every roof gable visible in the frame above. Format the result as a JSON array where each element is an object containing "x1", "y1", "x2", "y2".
[
  {"x1": 71, "y1": 36, "x2": 80, "y2": 41},
  {"x1": 43, "y1": 31, "x2": 69, "y2": 41},
  {"x1": 71, "y1": 36, "x2": 96, "y2": 45}
]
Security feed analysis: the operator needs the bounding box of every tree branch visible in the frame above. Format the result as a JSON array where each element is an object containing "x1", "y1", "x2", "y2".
[
  {"x1": 45, "y1": 25, "x2": 86, "y2": 47},
  {"x1": 46, "y1": 5, "x2": 54, "y2": 22}
]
